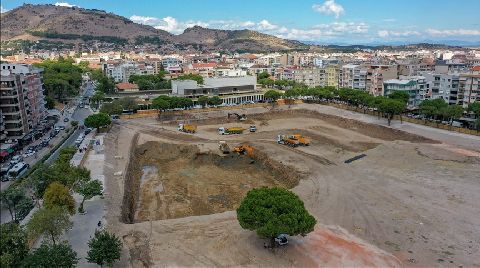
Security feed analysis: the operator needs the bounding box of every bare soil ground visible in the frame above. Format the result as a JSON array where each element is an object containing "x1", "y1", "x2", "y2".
[{"x1": 104, "y1": 104, "x2": 480, "y2": 267}]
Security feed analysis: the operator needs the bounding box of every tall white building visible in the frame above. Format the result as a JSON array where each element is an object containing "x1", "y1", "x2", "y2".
[{"x1": 340, "y1": 64, "x2": 367, "y2": 90}]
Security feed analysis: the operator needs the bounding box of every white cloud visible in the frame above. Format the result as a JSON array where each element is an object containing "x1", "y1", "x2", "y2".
[
  {"x1": 54, "y1": 2, "x2": 78, "y2": 8},
  {"x1": 312, "y1": 0, "x2": 345, "y2": 18},
  {"x1": 377, "y1": 30, "x2": 420, "y2": 38},
  {"x1": 130, "y1": 15, "x2": 369, "y2": 41},
  {"x1": 1, "y1": 5, "x2": 9, "y2": 13},
  {"x1": 426, "y1": 28, "x2": 480, "y2": 36}
]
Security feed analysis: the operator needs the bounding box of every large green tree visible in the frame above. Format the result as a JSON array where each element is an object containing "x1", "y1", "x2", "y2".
[
  {"x1": 208, "y1": 96, "x2": 223, "y2": 106},
  {"x1": 467, "y1": 102, "x2": 480, "y2": 117},
  {"x1": 22, "y1": 242, "x2": 78, "y2": 268},
  {"x1": 87, "y1": 230, "x2": 122, "y2": 267},
  {"x1": 76, "y1": 180, "x2": 103, "y2": 213},
  {"x1": 263, "y1": 90, "x2": 282, "y2": 102},
  {"x1": 43, "y1": 182, "x2": 76, "y2": 215},
  {"x1": 0, "y1": 223, "x2": 29, "y2": 268},
  {"x1": 197, "y1": 96, "x2": 209, "y2": 107},
  {"x1": 442, "y1": 105, "x2": 464, "y2": 125},
  {"x1": 27, "y1": 207, "x2": 73, "y2": 245},
  {"x1": 237, "y1": 187, "x2": 316, "y2": 247},
  {"x1": 0, "y1": 187, "x2": 34, "y2": 222},
  {"x1": 388, "y1": 91, "x2": 410, "y2": 104},
  {"x1": 84, "y1": 113, "x2": 112, "y2": 130},
  {"x1": 379, "y1": 99, "x2": 406, "y2": 125},
  {"x1": 34, "y1": 58, "x2": 83, "y2": 101},
  {"x1": 175, "y1": 74, "x2": 204, "y2": 84}
]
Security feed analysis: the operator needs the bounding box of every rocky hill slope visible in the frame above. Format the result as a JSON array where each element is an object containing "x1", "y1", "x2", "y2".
[{"x1": 0, "y1": 4, "x2": 306, "y2": 52}]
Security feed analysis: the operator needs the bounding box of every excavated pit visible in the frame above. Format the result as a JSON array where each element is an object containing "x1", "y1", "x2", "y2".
[{"x1": 121, "y1": 141, "x2": 300, "y2": 223}]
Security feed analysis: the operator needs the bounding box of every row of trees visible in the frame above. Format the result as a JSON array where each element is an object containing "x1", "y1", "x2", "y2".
[
  {"x1": 264, "y1": 86, "x2": 479, "y2": 127},
  {"x1": 265, "y1": 87, "x2": 408, "y2": 126},
  {"x1": 151, "y1": 95, "x2": 194, "y2": 110},
  {"x1": 197, "y1": 96, "x2": 223, "y2": 107},
  {"x1": 99, "y1": 97, "x2": 139, "y2": 115}
]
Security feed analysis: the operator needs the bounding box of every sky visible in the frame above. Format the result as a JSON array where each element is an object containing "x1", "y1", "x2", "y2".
[{"x1": 1, "y1": 0, "x2": 480, "y2": 44}]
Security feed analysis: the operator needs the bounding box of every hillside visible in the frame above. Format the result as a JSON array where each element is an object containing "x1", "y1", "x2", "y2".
[{"x1": 0, "y1": 4, "x2": 306, "y2": 52}]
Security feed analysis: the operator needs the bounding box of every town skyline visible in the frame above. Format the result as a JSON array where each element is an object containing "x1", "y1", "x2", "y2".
[{"x1": 1, "y1": 0, "x2": 480, "y2": 45}]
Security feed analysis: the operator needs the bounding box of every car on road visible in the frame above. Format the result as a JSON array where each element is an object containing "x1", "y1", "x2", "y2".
[
  {"x1": 84, "y1": 128, "x2": 93, "y2": 135},
  {"x1": 11, "y1": 155, "x2": 24, "y2": 164},
  {"x1": 23, "y1": 151, "x2": 36, "y2": 158},
  {"x1": 64, "y1": 117, "x2": 70, "y2": 122}
]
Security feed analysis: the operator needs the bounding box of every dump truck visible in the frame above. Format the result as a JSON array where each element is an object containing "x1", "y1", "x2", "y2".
[
  {"x1": 277, "y1": 135, "x2": 300, "y2": 147},
  {"x1": 218, "y1": 127, "x2": 245, "y2": 135},
  {"x1": 233, "y1": 145, "x2": 255, "y2": 157},
  {"x1": 178, "y1": 124, "x2": 197, "y2": 133},
  {"x1": 289, "y1": 134, "x2": 310, "y2": 146},
  {"x1": 218, "y1": 141, "x2": 230, "y2": 154}
]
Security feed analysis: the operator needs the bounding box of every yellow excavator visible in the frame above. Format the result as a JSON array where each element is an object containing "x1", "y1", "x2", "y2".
[{"x1": 233, "y1": 145, "x2": 255, "y2": 157}]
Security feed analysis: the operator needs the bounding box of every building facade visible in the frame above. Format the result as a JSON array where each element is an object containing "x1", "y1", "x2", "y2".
[
  {"x1": 383, "y1": 76, "x2": 427, "y2": 107},
  {"x1": 0, "y1": 64, "x2": 46, "y2": 142}
]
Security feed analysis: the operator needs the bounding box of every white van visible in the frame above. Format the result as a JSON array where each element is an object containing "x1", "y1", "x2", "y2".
[{"x1": 7, "y1": 162, "x2": 30, "y2": 180}]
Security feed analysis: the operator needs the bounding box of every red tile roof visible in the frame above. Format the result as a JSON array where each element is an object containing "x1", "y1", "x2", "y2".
[
  {"x1": 192, "y1": 62, "x2": 217, "y2": 69},
  {"x1": 472, "y1": 66, "x2": 480, "y2": 71},
  {"x1": 115, "y1": 82, "x2": 139, "y2": 90}
]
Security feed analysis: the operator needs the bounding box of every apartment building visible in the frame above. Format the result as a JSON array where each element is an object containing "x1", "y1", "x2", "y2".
[
  {"x1": 340, "y1": 64, "x2": 367, "y2": 90},
  {"x1": 366, "y1": 65, "x2": 397, "y2": 96},
  {"x1": 0, "y1": 64, "x2": 46, "y2": 142},
  {"x1": 423, "y1": 73, "x2": 459, "y2": 104},
  {"x1": 383, "y1": 76, "x2": 427, "y2": 107},
  {"x1": 291, "y1": 68, "x2": 325, "y2": 87},
  {"x1": 457, "y1": 73, "x2": 480, "y2": 107},
  {"x1": 325, "y1": 65, "x2": 340, "y2": 88},
  {"x1": 102, "y1": 61, "x2": 155, "y2": 82}
]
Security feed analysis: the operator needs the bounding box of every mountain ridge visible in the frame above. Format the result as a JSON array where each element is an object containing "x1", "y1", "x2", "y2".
[{"x1": 0, "y1": 4, "x2": 307, "y2": 52}]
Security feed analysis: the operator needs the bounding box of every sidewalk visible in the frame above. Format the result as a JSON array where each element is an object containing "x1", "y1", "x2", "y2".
[{"x1": 63, "y1": 134, "x2": 106, "y2": 267}]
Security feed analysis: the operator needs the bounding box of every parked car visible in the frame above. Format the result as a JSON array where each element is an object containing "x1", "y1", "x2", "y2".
[
  {"x1": 11, "y1": 155, "x2": 24, "y2": 164},
  {"x1": 64, "y1": 118, "x2": 70, "y2": 122},
  {"x1": 84, "y1": 128, "x2": 93, "y2": 135}
]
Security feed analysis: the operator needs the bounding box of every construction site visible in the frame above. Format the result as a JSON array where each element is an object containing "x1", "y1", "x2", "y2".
[{"x1": 102, "y1": 103, "x2": 480, "y2": 267}]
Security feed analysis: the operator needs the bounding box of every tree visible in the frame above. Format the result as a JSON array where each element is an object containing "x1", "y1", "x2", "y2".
[
  {"x1": 237, "y1": 187, "x2": 316, "y2": 247},
  {"x1": 87, "y1": 230, "x2": 122, "y2": 267},
  {"x1": 419, "y1": 99, "x2": 448, "y2": 120},
  {"x1": 468, "y1": 102, "x2": 480, "y2": 117},
  {"x1": 264, "y1": 90, "x2": 281, "y2": 102},
  {"x1": 443, "y1": 105, "x2": 464, "y2": 125},
  {"x1": 208, "y1": 96, "x2": 223, "y2": 106},
  {"x1": 45, "y1": 96, "x2": 56, "y2": 109},
  {"x1": 197, "y1": 96, "x2": 209, "y2": 107},
  {"x1": 0, "y1": 223, "x2": 29, "y2": 268},
  {"x1": 70, "y1": 120, "x2": 79, "y2": 127},
  {"x1": 90, "y1": 91, "x2": 105, "y2": 108},
  {"x1": 475, "y1": 118, "x2": 480, "y2": 131},
  {"x1": 100, "y1": 102, "x2": 123, "y2": 115},
  {"x1": 175, "y1": 74, "x2": 204, "y2": 84},
  {"x1": 27, "y1": 207, "x2": 73, "y2": 245},
  {"x1": 0, "y1": 187, "x2": 34, "y2": 222},
  {"x1": 152, "y1": 97, "x2": 170, "y2": 110},
  {"x1": 22, "y1": 242, "x2": 78, "y2": 268},
  {"x1": 43, "y1": 182, "x2": 76, "y2": 215},
  {"x1": 388, "y1": 91, "x2": 410, "y2": 104},
  {"x1": 257, "y1": 71, "x2": 270, "y2": 80},
  {"x1": 379, "y1": 99, "x2": 406, "y2": 126},
  {"x1": 76, "y1": 180, "x2": 103, "y2": 213},
  {"x1": 84, "y1": 113, "x2": 112, "y2": 130}
]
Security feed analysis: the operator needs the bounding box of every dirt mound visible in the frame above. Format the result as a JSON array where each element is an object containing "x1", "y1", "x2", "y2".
[{"x1": 121, "y1": 142, "x2": 301, "y2": 222}]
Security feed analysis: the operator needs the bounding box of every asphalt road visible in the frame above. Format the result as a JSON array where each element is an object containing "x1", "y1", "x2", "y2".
[{"x1": 1, "y1": 80, "x2": 94, "y2": 224}]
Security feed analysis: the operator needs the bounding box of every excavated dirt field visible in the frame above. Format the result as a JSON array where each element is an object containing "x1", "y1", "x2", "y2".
[
  {"x1": 126, "y1": 142, "x2": 299, "y2": 222},
  {"x1": 104, "y1": 104, "x2": 480, "y2": 267}
]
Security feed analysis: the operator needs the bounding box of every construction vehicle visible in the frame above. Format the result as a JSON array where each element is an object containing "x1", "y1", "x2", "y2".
[
  {"x1": 288, "y1": 134, "x2": 310, "y2": 146},
  {"x1": 178, "y1": 124, "x2": 197, "y2": 133},
  {"x1": 277, "y1": 135, "x2": 300, "y2": 147},
  {"x1": 218, "y1": 127, "x2": 245, "y2": 135},
  {"x1": 218, "y1": 141, "x2": 230, "y2": 154},
  {"x1": 228, "y1": 113, "x2": 247, "y2": 121},
  {"x1": 249, "y1": 125, "x2": 257, "y2": 132},
  {"x1": 233, "y1": 145, "x2": 255, "y2": 157}
]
